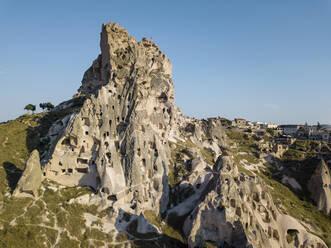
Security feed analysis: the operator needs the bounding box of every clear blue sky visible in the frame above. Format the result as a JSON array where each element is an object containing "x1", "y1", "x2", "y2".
[{"x1": 1, "y1": 0, "x2": 330, "y2": 124}]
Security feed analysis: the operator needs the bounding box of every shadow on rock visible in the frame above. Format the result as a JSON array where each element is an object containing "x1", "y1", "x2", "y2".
[
  {"x1": 2, "y1": 162, "x2": 23, "y2": 193},
  {"x1": 114, "y1": 208, "x2": 187, "y2": 248}
]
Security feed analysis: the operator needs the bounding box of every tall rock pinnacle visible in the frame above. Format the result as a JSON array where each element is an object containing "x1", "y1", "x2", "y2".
[{"x1": 43, "y1": 22, "x2": 177, "y2": 214}]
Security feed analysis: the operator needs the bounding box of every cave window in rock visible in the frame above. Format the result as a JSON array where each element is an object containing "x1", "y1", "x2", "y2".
[
  {"x1": 137, "y1": 148, "x2": 141, "y2": 157},
  {"x1": 109, "y1": 120, "x2": 112, "y2": 127},
  {"x1": 116, "y1": 117, "x2": 120, "y2": 122},
  {"x1": 154, "y1": 107, "x2": 157, "y2": 112},
  {"x1": 106, "y1": 131, "x2": 110, "y2": 136},
  {"x1": 61, "y1": 137, "x2": 71, "y2": 146},
  {"x1": 106, "y1": 152, "x2": 111, "y2": 160},
  {"x1": 79, "y1": 146, "x2": 85, "y2": 155},
  {"x1": 162, "y1": 108, "x2": 165, "y2": 114},
  {"x1": 85, "y1": 131, "x2": 89, "y2": 135},
  {"x1": 82, "y1": 118, "x2": 90, "y2": 126},
  {"x1": 107, "y1": 195, "x2": 117, "y2": 201},
  {"x1": 117, "y1": 95, "x2": 121, "y2": 100},
  {"x1": 68, "y1": 168, "x2": 73, "y2": 173},
  {"x1": 112, "y1": 105, "x2": 115, "y2": 110},
  {"x1": 43, "y1": 172, "x2": 46, "y2": 177},
  {"x1": 115, "y1": 141, "x2": 120, "y2": 151},
  {"x1": 59, "y1": 162, "x2": 63, "y2": 166},
  {"x1": 76, "y1": 168, "x2": 88, "y2": 174},
  {"x1": 101, "y1": 187, "x2": 110, "y2": 194},
  {"x1": 105, "y1": 141, "x2": 109, "y2": 147},
  {"x1": 142, "y1": 159, "x2": 146, "y2": 167},
  {"x1": 98, "y1": 119, "x2": 103, "y2": 127},
  {"x1": 158, "y1": 92, "x2": 168, "y2": 102},
  {"x1": 61, "y1": 169, "x2": 66, "y2": 174},
  {"x1": 230, "y1": 199, "x2": 236, "y2": 208}
]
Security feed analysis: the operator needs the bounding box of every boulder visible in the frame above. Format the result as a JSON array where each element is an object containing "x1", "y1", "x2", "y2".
[{"x1": 13, "y1": 150, "x2": 42, "y2": 197}]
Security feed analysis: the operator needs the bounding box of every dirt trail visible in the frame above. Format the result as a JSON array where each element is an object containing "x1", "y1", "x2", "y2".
[{"x1": 1, "y1": 137, "x2": 8, "y2": 147}]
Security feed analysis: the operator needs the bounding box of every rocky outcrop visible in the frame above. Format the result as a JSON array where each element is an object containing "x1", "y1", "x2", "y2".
[
  {"x1": 183, "y1": 155, "x2": 327, "y2": 248},
  {"x1": 43, "y1": 22, "x2": 179, "y2": 214},
  {"x1": 13, "y1": 150, "x2": 42, "y2": 197},
  {"x1": 308, "y1": 159, "x2": 331, "y2": 215}
]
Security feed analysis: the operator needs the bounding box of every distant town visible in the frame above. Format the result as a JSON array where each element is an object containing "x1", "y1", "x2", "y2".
[{"x1": 219, "y1": 117, "x2": 331, "y2": 143}]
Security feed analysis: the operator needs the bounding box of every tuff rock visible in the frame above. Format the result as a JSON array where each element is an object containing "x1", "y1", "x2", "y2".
[
  {"x1": 13, "y1": 149, "x2": 42, "y2": 197},
  {"x1": 43, "y1": 22, "x2": 177, "y2": 214},
  {"x1": 183, "y1": 155, "x2": 327, "y2": 248},
  {"x1": 308, "y1": 159, "x2": 331, "y2": 215}
]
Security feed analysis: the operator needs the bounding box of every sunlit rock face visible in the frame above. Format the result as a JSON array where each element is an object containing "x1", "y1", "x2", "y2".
[
  {"x1": 13, "y1": 149, "x2": 42, "y2": 197},
  {"x1": 308, "y1": 159, "x2": 331, "y2": 215},
  {"x1": 43, "y1": 22, "x2": 178, "y2": 214},
  {"x1": 183, "y1": 155, "x2": 327, "y2": 248}
]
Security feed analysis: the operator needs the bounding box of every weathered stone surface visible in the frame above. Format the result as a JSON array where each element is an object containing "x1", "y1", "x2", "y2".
[
  {"x1": 183, "y1": 155, "x2": 327, "y2": 248},
  {"x1": 308, "y1": 159, "x2": 331, "y2": 215},
  {"x1": 42, "y1": 22, "x2": 177, "y2": 215},
  {"x1": 13, "y1": 150, "x2": 42, "y2": 197}
]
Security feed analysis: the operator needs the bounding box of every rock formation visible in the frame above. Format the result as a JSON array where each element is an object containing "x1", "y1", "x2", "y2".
[
  {"x1": 183, "y1": 155, "x2": 326, "y2": 248},
  {"x1": 13, "y1": 22, "x2": 329, "y2": 247},
  {"x1": 13, "y1": 149, "x2": 42, "y2": 197},
  {"x1": 42, "y1": 22, "x2": 178, "y2": 214},
  {"x1": 308, "y1": 159, "x2": 331, "y2": 215}
]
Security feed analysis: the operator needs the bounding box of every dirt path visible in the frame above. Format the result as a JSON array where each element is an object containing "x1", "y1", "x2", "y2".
[{"x1": 1, "y1": 137, "x2": 8, "y2": 147}]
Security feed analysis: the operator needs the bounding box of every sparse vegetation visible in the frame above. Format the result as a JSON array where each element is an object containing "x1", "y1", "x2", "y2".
[
  {"x1": 143, "y1": 210, "x2": 186, "y2": 244},
  {"x1": 24, "y1": 104, "x2": 36, "y2": 113},
  {"x1": 266, "y1": 128, "x2": 274, "y2": 136}
]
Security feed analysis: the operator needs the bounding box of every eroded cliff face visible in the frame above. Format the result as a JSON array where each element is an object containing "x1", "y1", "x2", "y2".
[
  {"x1": 18, "y1": 22, "x2": 329, "y2": 247},
  {"x1": 43, "y1": 22, "x2": 177, "y2": 214},
  {"x1": 308, "y1": 160, "x2": 331, "y2": 215},
  {"x1": 183, "y1": 155, "x2": 326, "y2": 248}
]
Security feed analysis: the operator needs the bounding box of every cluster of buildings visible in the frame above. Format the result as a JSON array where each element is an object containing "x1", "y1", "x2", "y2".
[
  {"x1": 279, "y1": 124, "x2": 331, "y2": 143},
  {"x1": 230, "y1": 118, "x2": 331, "y2": 143},
  {"x1": 232, "y1": 118, "x2": 278, "y2": 130}
]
